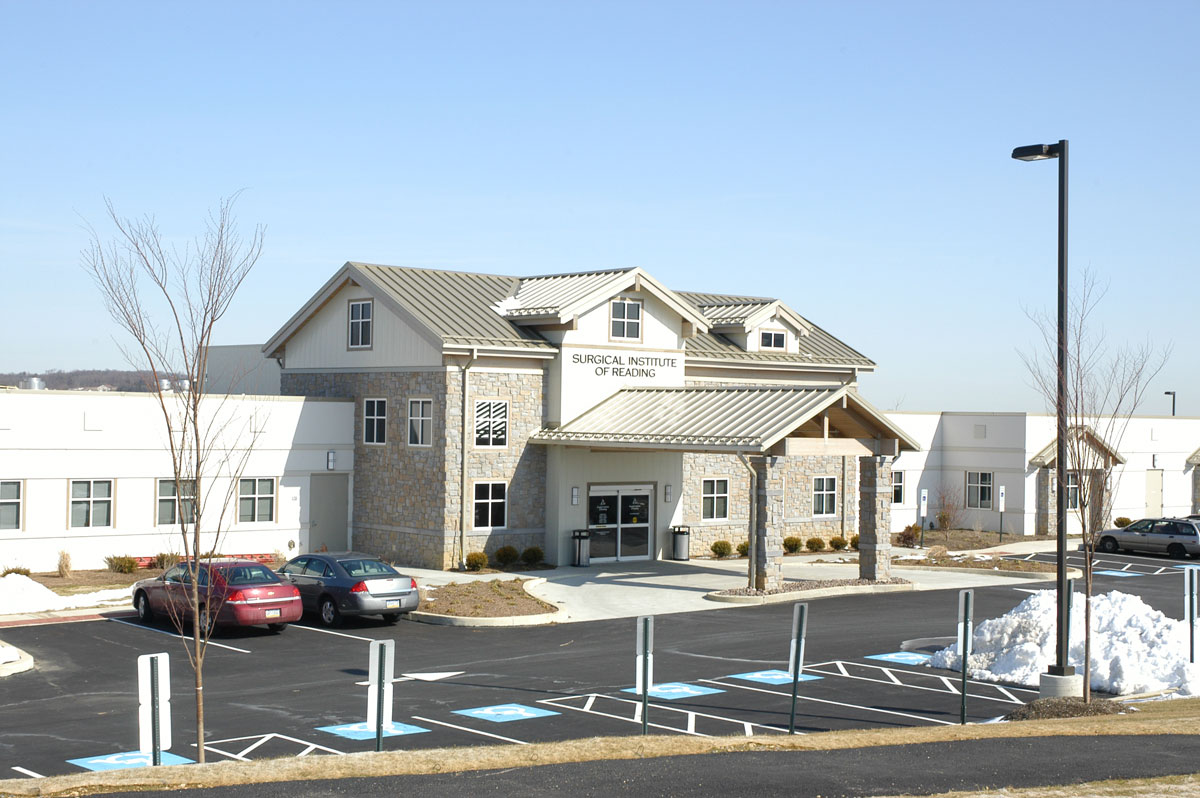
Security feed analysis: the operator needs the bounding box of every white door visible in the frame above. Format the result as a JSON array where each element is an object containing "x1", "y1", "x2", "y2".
[
  {"x1": 1146, "y1": 469, "x2": 1164, "y2": 518},
  {"x1": 309, "y1": 474, "x2": 349, "y2": 552},
  {"x1": 587, "y1": 485, "x2": 653, "y2": 562}
]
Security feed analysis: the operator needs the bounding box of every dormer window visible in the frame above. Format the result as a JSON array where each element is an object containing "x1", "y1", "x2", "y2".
[
  {"x1": 761, "y1": 330, "x2": 785, "y2": 349},
  {"x1": 610, "y1": 298, "x2": 642, "y2": 341},
  {"x1": 348, "y1": 299, "x2": 373, "y2": 349}
]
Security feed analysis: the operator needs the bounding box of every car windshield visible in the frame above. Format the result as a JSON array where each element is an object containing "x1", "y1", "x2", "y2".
[
  {"x1": 222, "y1": 564, "x2": 281, "y2": 585},
  {"x1": 339, "y1": 558, "x2": 398, "y2": 578}
]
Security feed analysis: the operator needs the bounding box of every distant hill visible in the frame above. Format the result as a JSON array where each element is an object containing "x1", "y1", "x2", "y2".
[{"x1": 0, "y1": 369, "x2": 154, "y2": 392}]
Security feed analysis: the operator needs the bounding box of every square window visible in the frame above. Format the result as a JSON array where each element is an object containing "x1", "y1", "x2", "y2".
[
  {"x1": 474, "y1": 401, "x2": 508, "y2": 448},
  {"x1": 760, "y1": 331, "x2": 785, "y2": 349},
  {"x1": 701, "y1": 478, "x2": 729, "y2": 521},
  {"x1": 473, "y1": 481, "x2": 506, "y2": 529},
  {"x1": 70, "y1": 479, "x2": 113, "y2": 528},
  {"x1": 348, "y1": 300, "x2": 373, "y2": 349},
  {"x1": 238, "y1": 478, "x2": 276, "y2": 523},
  {"x1": 157, "y1": 479, "x2": 196, "y2": 526},
  {"x1": 966, "y1": 471, "x2": 993, "y2": 509},
  {"x1": 610, "y1": 299, "x2": 643, "y2": 340}
]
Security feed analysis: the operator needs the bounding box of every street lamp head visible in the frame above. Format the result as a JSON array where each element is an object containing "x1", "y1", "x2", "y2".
[
  {"x1": 1012, "y1": 143, "x2": 1063, "y2": 161},
  {"x1": 1165, "y1": 391, "x2": 1176, "y2": 396}
]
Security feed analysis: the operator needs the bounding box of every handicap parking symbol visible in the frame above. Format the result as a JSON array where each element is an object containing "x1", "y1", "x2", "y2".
[
  {"x1": 621, "y1": 682, "x2": 724, "y2": 700},
  {"x1": 1095, "y1": 570, "x2": 1141, "y2": 578},
  {"x1": 68, "y1": 751, "x2": 194, "y2": 771},
  {"x1": 864, "y1": 652, "x2": 931, "y2": 665},
  {"x1": 317, "y1": 721, "x2": 430, "y2": 740},
  {"x1": 453, "y1": 703, "x2": 560, "y2": 723},
  {"x1": 728, "y1": 669, "x2": 822, "y2": 685}
]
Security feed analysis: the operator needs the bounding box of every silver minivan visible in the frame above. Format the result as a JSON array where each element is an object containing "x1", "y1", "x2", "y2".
[{"x1": 1097, "y1": 518, "x2": 1200, "y2": 559}]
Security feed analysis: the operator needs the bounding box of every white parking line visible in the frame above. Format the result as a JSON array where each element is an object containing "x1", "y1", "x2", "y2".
[
  {"x1": 198, "y1": 733, "x2": 344, "y2": 760},
  {"x1": 410, "y1": 715, "x2": 528, "y2": 745},
  {"x1": 540, "y1": 697, "x2": 709, "y2": 736},
  {"x1": 699, "y1": 679, "x2": 956, "y2": 725},
  {"x1": 11, "y1": 766, "x2": 44, "y2": 778},
  {"x1": 290, "y1": 625, "x2": 374, "y2": 642},
  {"x1": 108, "y1": 618, "x2": 252, "y2": 654}
]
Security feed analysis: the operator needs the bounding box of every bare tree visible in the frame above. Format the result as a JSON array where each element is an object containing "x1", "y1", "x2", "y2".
[
  {"x1": 1021, "y1": 269, "x2": 1170, "y2": 701},
  {"x1": 83, "y1": 195, "x2": 265, "y2": 760}
]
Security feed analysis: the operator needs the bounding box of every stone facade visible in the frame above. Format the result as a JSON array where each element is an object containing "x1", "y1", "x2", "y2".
[
  {"x1": 1194, "y1": 468, "x2": 1200, "y2": 515},
  {"x1": 1035, "y1": 466, "x2": 1110, "y2": 535},
  {"x1": 754, "y1": 458, "x2": 786, "y2": 590},
  {"x1": 857, "y1": 455, "x2": 892, "y2": 580}
]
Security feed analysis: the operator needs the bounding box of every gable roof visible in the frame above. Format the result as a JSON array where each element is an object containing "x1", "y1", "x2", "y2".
[
  {"x1": 1187, "y1": 445, "x2": 1200, "y2": 467},
  {"x1": 1029, "y1": 425, "x2": 1128, "y2": 468}
]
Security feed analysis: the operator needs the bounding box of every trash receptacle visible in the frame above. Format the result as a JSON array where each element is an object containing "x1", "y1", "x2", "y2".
[
  {"x1": 572, "y1": 529, "x2": 590, "y2": 567},
  {"x1": 671, "y1": 525, "x2": 691, "y2": 561}
]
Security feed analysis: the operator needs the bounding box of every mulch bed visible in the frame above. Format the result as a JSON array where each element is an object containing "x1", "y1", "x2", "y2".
[
  {"x1": 1004, "y1": 697, "x2": 1127, "y2": 721},
  {"x1": 717, "y1": 577, "x2": 910, "y2": 597},
  {"x1": 419, "y1": 579, "x2": 558, "y2": 617}
]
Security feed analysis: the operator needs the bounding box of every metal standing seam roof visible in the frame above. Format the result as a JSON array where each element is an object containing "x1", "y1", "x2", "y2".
[
  {"x1": 532, "y1": 385, "x2": 854, "y2": 452},
  {"x1": 503, "y1": 269, "x2": 637, "y2": 318}
]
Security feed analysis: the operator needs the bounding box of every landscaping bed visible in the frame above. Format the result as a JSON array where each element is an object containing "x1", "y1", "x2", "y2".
[
  {"x1": 716, "y1": 576, "x2": 909, "y2": 597},
  {"x1": 419, "y1": 579, "x2": 557, "y2": 617},
  {"x1": 893, "y1": 550, "x2": 1058, "y2": 573},
  {"x1": 27, "y1": 568, "x2": 164, "y2": 596},
  {"x1": 892, "y1": 527, "x2": 1058, "y2": 550}
]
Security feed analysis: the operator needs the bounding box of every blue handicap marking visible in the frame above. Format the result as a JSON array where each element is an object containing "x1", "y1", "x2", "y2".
[
  {"x1": 68, "y1": 751, "x2": 194, "y2": 771},
  {"x1": 727, "y1": 669, "x2": 822, "y2": 685},
  {"x1": 865, "y1": 652, "x2": 930, "y2": 665},
  {"x1": 317, "y1": 721, "x2": 430, "y2": 740},
  {"x1": 1096, "y1": 570, "x2": 1141, "y2": 578},
  {"x1": 453, "y1": 703, "x2": 560, "y2": 723},
  {"x1": 1177, "y1": 564, "x2": 1200, "y2": 570},
  {"x1": 620, "y1": 682, "x2": 724, "y2": 700}
]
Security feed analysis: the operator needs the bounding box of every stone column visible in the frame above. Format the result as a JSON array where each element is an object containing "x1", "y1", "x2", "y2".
[
  {"x1": 1192, "y1": 467, "x2": 1200, "y2": 515},
  {"x1": 754, "y1": 458, "x2": 785, "y2": 591},
  {"x1": 858, "y1": 455, "x2": 892, "y2": 581}
]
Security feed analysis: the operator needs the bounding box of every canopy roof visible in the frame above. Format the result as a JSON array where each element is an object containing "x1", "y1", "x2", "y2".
[{"x1": 1028, "y1": 425, "x2": 1127, "y2": 468}]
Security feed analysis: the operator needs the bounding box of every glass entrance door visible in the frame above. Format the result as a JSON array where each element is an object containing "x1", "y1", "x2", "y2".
[{"x1": 588, "y1": 486, "x2": 652, "y2": 562}]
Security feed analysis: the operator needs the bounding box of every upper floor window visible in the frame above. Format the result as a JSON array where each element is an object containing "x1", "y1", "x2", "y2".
[
  {"x1": 71, "y1": 479, "x2": 113, "y2": 527},
  {"x1": 364, "y1": 398, "x2": 387, "y2": 445},
  {"x1": 158, "y1": 479, "x2": 196, "y2": 526},
  {"x1": 760, "y1": 330, "x2": 785, "y2": 349},
  {"x1": 348, "y1": 299, "x2": 373, "y2": 349},
  {"x1": 0, "y1": 481, "x2": 21, "y2": 530},
  {"x1": 475, "y1": 400, "x2": 508, "y2": 448},
  {"x1": 610, "y1": 298, "x2": 642, "y2": 340},
  {"x1": 701, "y1": 478, "x2": 729, "y2": 521},
  {"x1": 408, "y1": 399, "x2": 432, "y2": 446},
  {"x1": 966, "y1": 471, "x2": 993, "y2": 509},
  {"x1": 891, "y1": 471, "x2": 904, "y2": 505},
  {"x1": 239, "y1": 478, "x2": 275, "y2": 522},
  {"x1": 813, "y1": 476, "x2": 837, "y2": 516}
]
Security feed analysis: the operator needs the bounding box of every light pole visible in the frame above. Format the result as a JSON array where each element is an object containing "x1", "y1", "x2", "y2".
[
  {"x1": 1166, "y1": 391, "x2": 1176, "y2": 417},
  {"x1": 1013, "y1": 139, "x2": 1076, "y2": 692}
]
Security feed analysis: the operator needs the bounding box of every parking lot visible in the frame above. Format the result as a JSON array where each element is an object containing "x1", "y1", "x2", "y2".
[{"x1": 2, "y1": 548, "x2": 1193, "y2": 780}]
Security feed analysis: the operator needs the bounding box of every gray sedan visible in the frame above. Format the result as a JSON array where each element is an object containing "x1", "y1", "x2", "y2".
[
  {"x1": 1097, "y1": 518, "x2": 1200, "y2": 559},
  {"x1": 279, "y1": 552, "x2": 420, "y2": 626}
]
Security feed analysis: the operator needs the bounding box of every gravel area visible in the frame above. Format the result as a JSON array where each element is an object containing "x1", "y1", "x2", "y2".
[
  {"x1": 716, "y1": 577, "x2": 910, "y2": 597},
  {"x1": 1004, "y1": 697, "x2": 1128, "y2": 721}
]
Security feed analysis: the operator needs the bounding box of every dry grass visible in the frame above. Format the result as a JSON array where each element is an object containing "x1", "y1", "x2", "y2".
[
  {"x1": 893, "y1": 529, "x2": 1059, "y2": 551},
  {"x1": 419, "y1": 578, "x2": 558, "y2": 617},
  {"x1": 894, "y1": 555, "x2": 1058, "y2": 573},
  {"x1": 28, "y1": 568, "x2": 164, "y2": 596},
  {"x1": 4, "y1": 697, "x2": 1199, "y2": 797}
]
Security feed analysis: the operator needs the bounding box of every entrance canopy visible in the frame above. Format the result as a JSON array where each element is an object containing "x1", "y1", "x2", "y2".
[
  {"x1": 531, "y1": 385, "x2": 920, "y2": 455},
  {"x1": 1028, "y1": 424, "x2": 1127, "y2": 468}
]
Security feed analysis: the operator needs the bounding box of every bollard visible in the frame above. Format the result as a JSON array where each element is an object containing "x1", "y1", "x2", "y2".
[
  {"x1": 636, "y1": 615, "x2": 654, "y2": 735},
  {"x1": 958, "y1": 589, "x2": 973, "y2": 725},
  {"x1": 788, "y1": 603, "x2": 808, "y2": 734}
]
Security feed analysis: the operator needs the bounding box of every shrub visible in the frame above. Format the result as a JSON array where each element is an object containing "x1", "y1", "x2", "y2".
[
  {"x1": 935, "y1": 510, "x2": 952, "y2": 531},
  {"x1": 1114, "y1": 517, "x2": 1132, "y2": 528},
  {"x1": 465, "y1": 551, "x2": 488, "y2": 571},
  {"x1": 711, "y1": 540, "x2": 733, "y2": 558},
  {"x1": 897, "y1": 524, "x2": 920, "y2": 548},
  {"x1": 154, "y1": 552, "x2": 180, "y2": 570},
  {"x1": 492, "y1": 545, "x2": 520, "y2": 567},
  {"x1": 850, "y1": 534, "x2": 860, "y2": 550},
  {"x1": 2, "y1": 566, "x2": 31, "y2": 577},
  {"x1": 829, "y1": 536, "x2": 848, "y2": 551},
  {"x1": 783, "y1": 536, "x2": 802, "y2": 554},
  {"x1": 57, "y1": 550, "x2": 72, "y2": 579},
  {"x1": 805, "y1": 536, "x2": 826, "y2": 552},
  {"x1": 105, "y1": 555, "x2": 138, "y2": 574},
  {"x1": 521, "y1": 546, "x2": 545, "y2": 566},
  {"x1": 736, "y1": 541, "x2": 749, "y2": 557}
]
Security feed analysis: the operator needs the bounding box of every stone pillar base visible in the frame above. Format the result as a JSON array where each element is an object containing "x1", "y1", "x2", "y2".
[{"x1": 1038, "y1": 672, "x2": 1084, "y2": 699}]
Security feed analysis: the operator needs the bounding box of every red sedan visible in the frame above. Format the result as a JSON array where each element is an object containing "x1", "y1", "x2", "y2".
[{"x1": 132, "y1": 558, "x2": 302, "y2": 634}]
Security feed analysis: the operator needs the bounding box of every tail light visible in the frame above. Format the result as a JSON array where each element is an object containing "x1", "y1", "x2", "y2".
[
  {"x1": 290, "y1": 585, "x2": 300, "y2": 597},
  {"x1": 410, "y1": 578, "x2": 418, "y2": 590},
  {"x1": 350, "y1": 581, "x2": 368, "y2": 593},
  {"x1": 227, "y1": 590, "x2": 246, "y2": 603}
]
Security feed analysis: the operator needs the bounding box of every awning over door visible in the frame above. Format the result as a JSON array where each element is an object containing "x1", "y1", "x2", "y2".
[{"x1": 530, "y1": 385, "x2": 920, "y2": 454}]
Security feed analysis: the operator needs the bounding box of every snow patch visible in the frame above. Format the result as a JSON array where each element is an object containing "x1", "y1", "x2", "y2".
[
  {"x1": 0, "y1": 573, "x2": 132, "y2": 615},
  {"x1": 931, "y1": 589, "x2": 1200, "y2": 696}
]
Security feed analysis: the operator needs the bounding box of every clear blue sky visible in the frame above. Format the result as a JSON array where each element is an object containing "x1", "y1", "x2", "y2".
[{"x1": 2, "y1": 1, "x2": 1195, "y2": 414}]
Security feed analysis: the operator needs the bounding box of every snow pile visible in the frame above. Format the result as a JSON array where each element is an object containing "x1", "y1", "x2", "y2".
[
  {"x1": 0, "y1": 573, "x2": 132, "y2": 615},
  {"x1": 0, "y1": 641, "x2": 18, "y2": 665},
  {"x1": 931, "y1": 589, "x2": 1200, "y2": 696}
]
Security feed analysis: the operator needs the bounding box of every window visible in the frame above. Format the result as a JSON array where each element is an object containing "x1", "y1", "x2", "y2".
[
  {"x1": 1065, "y1": 471, "x2": 1080, "y2": 511},
  {"x1": 813, "y1": 477, "x2": 837, "y2": 516},
  {"x1": 238, "y1": 478, "x2": 275, "y2": 522},
  {"x1": 364, "y1": 398, "x2": 387, "y2": 445},
  {"x1": 610, "y1": 298, "x2": 642, "y2": 340},
  {"x1": 760, "y1": 331, "x2": 785, "y2": 349},
  {"x1": 408, "y1": 399, "x2": 432, "y2": 446},
  {"x1": 891, "y1": 471, "x2": 904, "y2": 505},
  {"x1": 966, "y1": 471, "x2": 993, "y2": 509},
  {"x1": 473, "y1": 482, "x2": 506, "y2": 529},
  {"x1": 157, "y1": 479, "x2": 196, "y2": 525},
  {"x1": 0, "y1": 481, "x2": 20, "y2": 530},
  {"x1": 701, "y1": 478, "x2": 729, "y2": 521},
  {"x1": 348, "y1": 299, "x2": 372, "y2": 349},
  {"x1": 474, "y1": 400, "x2": 508, "y2": 447},
  {"x1": 71, "y1": 480, "x2": 112, "y2": 527}
]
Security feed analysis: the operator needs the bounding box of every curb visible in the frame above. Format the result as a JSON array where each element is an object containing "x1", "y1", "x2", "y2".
[
  {"x1": 893, "y1": 565, "x2": 1085, "y2": 580},
  {"x1": 407, "y1": 578, "x2": 563, "y2": 627},
  {"x1": 705, "y1": 582, "x2": 914, "y2": 605},
  {"x1": 0, "y1": 644, "x2": 34, "y2": 678}
]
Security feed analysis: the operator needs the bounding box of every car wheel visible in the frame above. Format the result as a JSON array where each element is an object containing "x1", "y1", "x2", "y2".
[
  {"x1": 381, "y1": 613, "x2": 401, "y2": 625},
  {"x1": 1099, "y1": 537, "x2": 1119, "y2": 554},
  {"x1": 319, "y1": 596, "x2": 342, "y2": 627},
  {"x1": 198, "y1": 606, "x2": 214, "y2": 638},
  {"x1": 267, "y1": 623, "x2": 287, "y2": 633},
  {"x1": 135, "y1": 591, "x2": 155, "y2": 623},
  {"x1": 1169, "y1": 543, "x2": 1187, "y2": 560}
]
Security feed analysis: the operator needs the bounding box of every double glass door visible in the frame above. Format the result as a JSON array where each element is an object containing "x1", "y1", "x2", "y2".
[{"x1": 588, "y1": 486, "x2": 652, "y2": 562}]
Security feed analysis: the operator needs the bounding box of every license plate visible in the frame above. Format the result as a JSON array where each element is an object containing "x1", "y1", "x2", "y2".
[
  {"x1": 386, "y1": 600, "x2": 400, "y2": 609},
  {"x1": 265, "y1": 608, "x2": 281, "y2": 619}
]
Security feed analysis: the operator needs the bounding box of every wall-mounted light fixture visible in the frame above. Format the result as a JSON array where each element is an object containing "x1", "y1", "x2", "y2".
[
  {"x1": 571, "y1": 486, "x2": 580, "y2": 505},
  {"x1": 665, "y1": 484, "x2": 673, "y2": 503},
  {"x1": 327, "y1": 450, "x2": 336, "y2": 470}
]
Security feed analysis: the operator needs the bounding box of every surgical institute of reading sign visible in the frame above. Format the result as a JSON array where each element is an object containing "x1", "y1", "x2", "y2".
[
  {"x1": 571, "y1": 352, "x2": 680, "y2": 379},
  {"x1": 559, "y1": 347, "x2": 685, "y2": 422}
]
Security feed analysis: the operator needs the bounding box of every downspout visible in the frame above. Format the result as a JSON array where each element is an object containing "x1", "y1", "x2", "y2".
[
  {"x1": 737, "y1": 452, "x2": 758, "y2": 590},
  {"x1": 459, "y1": 348, "x2": 479, "y2": 570}
]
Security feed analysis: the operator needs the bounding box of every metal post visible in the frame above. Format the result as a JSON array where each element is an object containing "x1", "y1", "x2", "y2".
[
  {"x1": 958, "y1": 589, "x2": 974, "y2": 725},
  {"x1": 640, "y1": 616, "x2": 650, "y2": 735},
  {"x1": 375, "y1": 643, "x2": 385, "y2": 752},
  {"x1": 1187, "y1": 569, "x2": 1197, "y2": 664},
  {"x1": 150, "y1": 658, "x2": 161, "y2": 766},
  {"x1": 1051, "y1": 139, "x2": 1073, "y2": 679},
  {"x1": 788, "y1": 603, "x2": 808, "y2": 734}
]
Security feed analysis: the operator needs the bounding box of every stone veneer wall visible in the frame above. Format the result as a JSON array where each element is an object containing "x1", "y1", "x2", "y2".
[
  {"x1": 681, "y1": 453, "x2": 752, "y2": 555},
  {"x1": 857, "y1": 455, "x2": 892, "y2": 580},
  {"x1": 1193, "y1": 468, "x2": 1200, "y2": 514}
]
